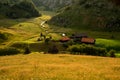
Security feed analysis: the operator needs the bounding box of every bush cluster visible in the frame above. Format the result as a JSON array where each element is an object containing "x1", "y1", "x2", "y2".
[
  {"x1": 0, "y1": 47, "x2": 20, "y2": 56},
  {"x1": 0, "y1": 32, "x2": 9, "y2": 43},
  {"x1": 10, "y1": 42, "x2": 28, "y2": 49},
  {"x1": 24, "y1": 47, "x2": 31, "y2": 54},
  {"x1": 108, "y1": 49, "x2": 116, "y2": 57},
  {"x1": 0, "y1": 32, "x2": 8, "y2": 40},
  {"x1": 48, "y1": 45, "x2": 59, "y2": 54},
  {"x1": 67, "y1": 44, "x2": 107, "y2": 57}
]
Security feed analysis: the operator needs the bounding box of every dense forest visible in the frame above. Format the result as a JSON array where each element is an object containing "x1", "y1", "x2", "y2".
[
  {"x1": 32, "y1": 0, "x2": 73, "y2": 11},
  {"x1": 49, "y1": 0, "x2": 120, "y2": 32},
  {"x1": 0, "y1": 0, "x2": 74, "y2": 18},
  {"x1": 0, "y1": 0, "x2": 40, "y2": 18}
]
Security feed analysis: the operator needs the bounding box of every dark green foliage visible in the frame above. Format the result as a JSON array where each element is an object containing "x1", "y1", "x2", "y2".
[
  {"x1": 10, "y1": 42, "x2": 28, "y2": 49},
  {"x1": 10, "y1": 42, "x2": 31, "y2": 54},
  {"x1": 0, "y1": 32, "x2": 11, "y2": 43},
  {"x1": 62, "y1": 43, "x2": 69, "y2": 48},
  {"x1": 48, "y1": 45, "x2": 59, "y2": 54},
  {"x1": 32, "y1": 0, "x2": 73, "y2": 11},
  {"x1": 67, "y1": 44, "x2": 107, "y2": 56},
  {"x1": 7, "y1": 0, "x2": 40, "y2": 18},
  {"x1": 0, "y1": 47, "x2": 20, "y2": 56},
  {"x1": 49, "y1": 0, "x2": 120, "y2": 32},
  {"x1": 45, "y1": 38, "x2": 50, "y2": 44},
  {"x1": 24, "y1": 47, "x2": 31, "y2": 54},
  {"x1": 62, "y1": 40, "x2": 74, "y2": 48},
  {"x1": 37, "y1": 38, "x2": 42, "y2": 41},
  {"x1": 0, "y1": 0, "x2": 41, "y2": 19},
  {"x1": 0, "y1": 32, "x2": 8, "y2": 40},
  {"x1": 108, "y1": 49, "x2": 116, "y2": 57}
]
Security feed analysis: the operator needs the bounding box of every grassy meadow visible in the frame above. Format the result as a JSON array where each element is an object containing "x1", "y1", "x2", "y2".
[
  {"x1": 0, "y1": 53, "x2": 120, "y2": 80},
  {"x1": 96, "y1": 39, "x2": 120, "y2": 51}
]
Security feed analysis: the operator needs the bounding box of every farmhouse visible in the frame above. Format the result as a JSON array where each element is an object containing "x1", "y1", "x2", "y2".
[
  {"x1": 59, "y1": 33, "x2": 96, "y2": 44},
  {"x1": 81, "y1": 38, "x2": 96, "y2": 44},
  {"x1": 60, "y1": 36, "x2": 70, "y2": 42}
]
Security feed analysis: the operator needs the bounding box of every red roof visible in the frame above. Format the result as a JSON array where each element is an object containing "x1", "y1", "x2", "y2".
[
  {"x1": 60, "y1": 36, "x2": 70, "y2": 42},
  {"x1": 81, "y1": 38, "x2": 95, "y2": 44}
]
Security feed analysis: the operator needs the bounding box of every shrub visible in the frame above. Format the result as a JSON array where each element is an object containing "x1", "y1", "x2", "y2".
[
  {"x1": 10, "y1": 42, "x2": 28, "y2": 49},
  {"x1": 108, "y1": 49, "x2": 116, "y2": 57},
  {"x1": 0, "y1": 32, "x2": 9, "y2": 42},
  {"x1": 45, "y1": 38, "x2": 50, "y2": 44},
  {"x1": 0, "y1": 47, "x2": 20, "y2": 56},
  {"x1": 24, "y1": 47, "x2": 31, "y2": 54},
  {"x1": 62, "y1": 43, "x2": 68, "y2": 48},
  {"x1": 37, "y1": 38, "x2": 42, "y2": 41},
  {"x1": 48, "y1": 45, "x2": 59, "y2": 54},
  {"x1": 67, "y1": 44, "x2": 107, "y2": 56},
  {"x1": 0, "y1": 33, "x2": 7, "y2": 40}
]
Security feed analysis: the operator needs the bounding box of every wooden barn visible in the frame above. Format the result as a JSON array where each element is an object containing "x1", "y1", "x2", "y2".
[{"x1": 81, "y1": 38, "x2": 96, "y2": 44}]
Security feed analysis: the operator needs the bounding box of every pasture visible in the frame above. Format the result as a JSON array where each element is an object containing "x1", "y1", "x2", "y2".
[
  {"x1": 96, "y1": 38, "x2": 120, "y2": 52},
  {"x1": 0, "y1": 53, "x2": 120, "y2": 80}
]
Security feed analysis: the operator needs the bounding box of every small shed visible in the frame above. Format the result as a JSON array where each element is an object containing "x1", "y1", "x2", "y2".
[
  {"x1": 60, "y1": 36, "x2": 70, "y2": 42},
  {"x1": 81, "y1": 38, "x2": 96, "y2": 44}
]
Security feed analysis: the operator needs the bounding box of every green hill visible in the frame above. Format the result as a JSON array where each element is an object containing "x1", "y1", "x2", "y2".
[
  {"x1": 0, "y1": 0, "x2": 41, "y2": 19},
  {"x1": 49, "y1": 0, "x2": 120, "y2": 32}
]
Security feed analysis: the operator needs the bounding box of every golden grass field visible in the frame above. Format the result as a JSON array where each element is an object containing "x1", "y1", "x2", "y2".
[{"x1": 0, "y1": 53, "x2": 120, "y2": 80}]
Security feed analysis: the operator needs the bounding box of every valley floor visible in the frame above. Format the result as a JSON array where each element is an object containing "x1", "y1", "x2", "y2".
[
  {"x1": 0, "y1": 11, "x2": 120, "y2": 80},
  {"x1": 0, "y1": 53, "x2": 120, "y2": 80}
]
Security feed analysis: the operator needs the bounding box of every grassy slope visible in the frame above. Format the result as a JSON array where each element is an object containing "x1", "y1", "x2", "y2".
[
  {"x1": 0, "y1": 11, "x2": 61, "y2": 48},
  {"x1": 0, "y1": 17, "x2": 42, "y2": 47},
  {"x1": 96, "y1": 38, "x2": 120, "y2": 50},
  {"x1": 96, "y1": 39, "x2": 120, "y2": 56},
  {"x1": 0, "y1": 53, "x2": 120, "y2": 80}
]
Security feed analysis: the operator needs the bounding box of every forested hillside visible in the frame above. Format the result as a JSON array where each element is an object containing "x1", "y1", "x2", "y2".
[
  {"x1": 32, "y1": 0, "x2": 73, "y2": 11},
  {"x1": 49, "y1": 0, "x2": 120, "y2": 32},
  {"x1": 0, "y1": 0, "x2": 40, "y2": 18},
  {"x1": 0, "y1": 0, "x2": 73, "y2": 12}
]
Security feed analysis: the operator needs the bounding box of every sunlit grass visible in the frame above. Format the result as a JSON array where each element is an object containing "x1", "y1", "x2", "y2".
[
  {"x1": 0, "y1": 53, "x2": 120, "y2": 80},
  {"x1": 40, "y1": 11, "x2": 56, "y2": 17},
  {"x1": 40, "y1": 15, "x2": 52, "y2": 21},
  {"x1": 96, "y1": 38, "x2": 120, "y2": 52},
  {"x1": 96, "y1": 39, "x2": 120, "y2": 46}
]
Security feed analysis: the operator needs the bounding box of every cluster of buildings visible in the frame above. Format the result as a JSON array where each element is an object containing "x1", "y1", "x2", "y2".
[{"x1": 60, "y1": 33, "x2": 96, "y2": 44}]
